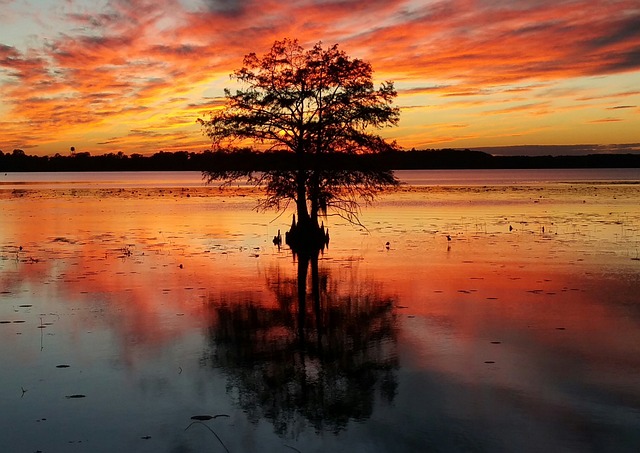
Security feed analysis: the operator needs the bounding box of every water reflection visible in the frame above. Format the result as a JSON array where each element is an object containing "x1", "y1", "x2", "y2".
[
  {"x1": 204, "y1": 250, "x2": 398, "y2": 436},
  {"x1": 2, "y1": 176, "x2": 640, "y2": 452}
]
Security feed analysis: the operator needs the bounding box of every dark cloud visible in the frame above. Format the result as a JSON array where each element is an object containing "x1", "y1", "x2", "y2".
[
  {"x1": 485, "y1": 102, "x2": 548, "y2": 115},
  {"x1": 0, "y1": 44, "x2": 20, "y2": 61},
  {"x1": 149, "y1": 44, "x2": 201, "y2": 56},
  {"x1": 598, "y1": 47, "x2": 640, "y2": 73},
  {"x1": 399, "y1": 85, "x2": 452, "y2": 94},
  {"x1": 201, "y1": 0, "x2": 248, "y2": 16},
  {"x1": 66, "y1": 12, "x2": 120, "y2": 28},
  {"x1": 576, "y1": 90, "x2": 640, "y2": 101},
  {"x1": 587, "y1": 15, "x2": 640, "y2": 49},
  {"x1": 589, "y1": 118, "x2": 622, "y2": 123},
  {"x1": 188, "y1": 97, "x2": 226, "y2": 108}
]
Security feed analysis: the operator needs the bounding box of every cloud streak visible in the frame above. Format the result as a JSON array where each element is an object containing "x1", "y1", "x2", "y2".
[{"x1": 0, "y1": 0, "x2": 639, "y2": 154}]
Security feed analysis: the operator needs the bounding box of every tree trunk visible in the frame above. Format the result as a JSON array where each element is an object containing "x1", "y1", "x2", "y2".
[
  {"x1": 309, "y1": 169, "x2": 320, "y2": 230},
  {"x1": 295, "y1": 168, "x2": 312, "y2": 230}
]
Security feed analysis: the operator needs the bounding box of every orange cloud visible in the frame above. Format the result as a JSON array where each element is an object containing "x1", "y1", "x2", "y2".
[{"x1": 0, "y1": 0, "x2": 639, "y2": 154}]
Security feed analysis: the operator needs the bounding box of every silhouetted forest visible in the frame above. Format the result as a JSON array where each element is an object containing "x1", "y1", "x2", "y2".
[{"x1": 2, "y1": 148, "x2": 640, "y2": 172}]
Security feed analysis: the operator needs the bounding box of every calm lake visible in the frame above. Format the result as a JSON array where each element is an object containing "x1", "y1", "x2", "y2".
[{"x1": 1, "y1": 169, "x2": 640, "y2": 452}]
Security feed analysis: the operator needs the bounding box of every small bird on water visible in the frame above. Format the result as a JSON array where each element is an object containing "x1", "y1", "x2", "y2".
[{"x1": 273, "y1": 230, "x2": 282, "y2": 246}]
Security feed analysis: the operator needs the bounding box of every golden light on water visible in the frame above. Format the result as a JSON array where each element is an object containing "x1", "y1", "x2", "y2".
[{"x1": 1, "y1": 170, "x2": 640, "y2": 451}]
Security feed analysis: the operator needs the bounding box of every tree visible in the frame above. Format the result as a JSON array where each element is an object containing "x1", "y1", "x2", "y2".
[{"x1": 199, "y1": 39, "x2": 400, "y2": 250}]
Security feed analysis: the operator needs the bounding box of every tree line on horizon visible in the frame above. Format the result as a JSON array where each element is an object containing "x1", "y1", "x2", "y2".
[{"x1": 2, "y1": 147, "x2": 640, "y2": 172}]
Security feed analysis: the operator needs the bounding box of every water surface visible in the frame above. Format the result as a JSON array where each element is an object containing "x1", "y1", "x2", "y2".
[{"x1": 1, "y1": 170, "x2": 639, "y2": 452}]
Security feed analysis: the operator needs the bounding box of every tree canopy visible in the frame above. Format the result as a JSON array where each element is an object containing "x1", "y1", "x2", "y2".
[{"x1": 199, "y1": 39, "x2": 401, "y2": 249}]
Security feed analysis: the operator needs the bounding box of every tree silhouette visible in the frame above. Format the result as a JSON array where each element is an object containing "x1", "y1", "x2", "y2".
[
  {"x1": 199, "y1": 39, "x2": 400, "y2": 250},
  {"x1": 203, "y1": 252, "x2": 399, "y2": 436}
]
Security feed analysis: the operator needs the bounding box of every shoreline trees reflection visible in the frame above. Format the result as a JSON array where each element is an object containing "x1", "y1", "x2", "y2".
[{"x1": 203, "y1": 250, "x2": 399, "y2": 436}]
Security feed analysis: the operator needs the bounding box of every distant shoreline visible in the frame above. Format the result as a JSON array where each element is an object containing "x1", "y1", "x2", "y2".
[{"x1": 2, "y1": 149, "x2": 640, "y2": 172}]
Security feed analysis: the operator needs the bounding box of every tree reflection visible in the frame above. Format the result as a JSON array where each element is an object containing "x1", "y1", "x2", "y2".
[{"x1": 204, "y1": 250, "x2": 399, "y2": 436}]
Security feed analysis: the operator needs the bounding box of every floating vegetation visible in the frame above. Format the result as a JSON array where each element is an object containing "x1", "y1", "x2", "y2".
[
  {"x1": 190, "y1": 414, "x2": 230, "y2": 421},
  {"x1": 52, "y1": 237, "x2": 76, "y2": 244}
]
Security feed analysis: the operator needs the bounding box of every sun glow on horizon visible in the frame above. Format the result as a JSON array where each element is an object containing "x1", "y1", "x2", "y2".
[{"x1": 1, "y1": 0, "x2": 639, "y2": 156}]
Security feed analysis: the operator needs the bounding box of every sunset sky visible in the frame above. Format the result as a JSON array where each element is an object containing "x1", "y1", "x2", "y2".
[{"x1": 1, "y1": 0, "x2": 639, "y2": 157}]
